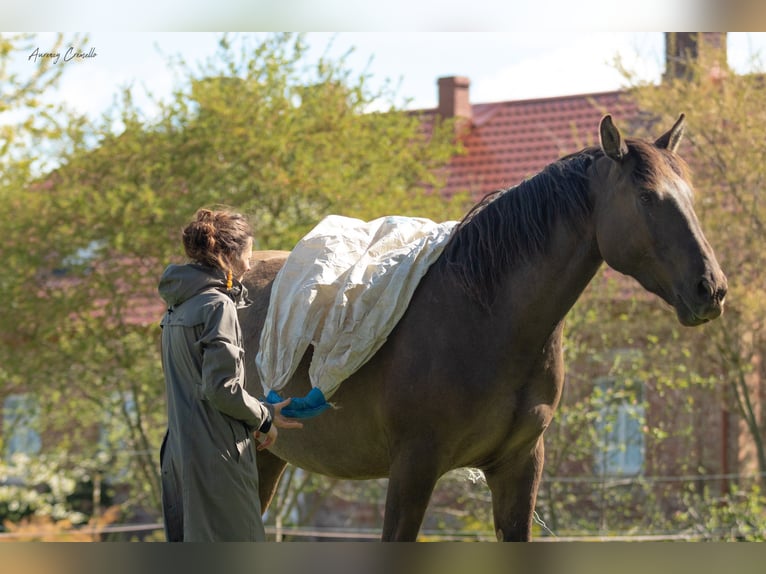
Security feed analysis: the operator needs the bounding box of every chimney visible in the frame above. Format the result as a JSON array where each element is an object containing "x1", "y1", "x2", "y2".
[
  {"x1": 437, "y1": 76, "x2": 472, "y2": 122},
  {"x1": 664, "y1": 32, "x2": 728, "y2": 82}
]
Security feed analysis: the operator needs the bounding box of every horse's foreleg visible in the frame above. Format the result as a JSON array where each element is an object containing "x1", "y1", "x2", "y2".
[
  {"x1": 256, "y1": 448, "x2": 289, "y2": 514},
  {"x1": 483, "y1": 438, "x2": 545, "y2": 541},
  {"x1": 381, "y1": 452, "x2": 440, "y2": 541}
]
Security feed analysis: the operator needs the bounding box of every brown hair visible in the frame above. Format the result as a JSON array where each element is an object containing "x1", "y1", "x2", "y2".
[{"x1": 182, "y1": 208, "x2": 252, "y2": 276}]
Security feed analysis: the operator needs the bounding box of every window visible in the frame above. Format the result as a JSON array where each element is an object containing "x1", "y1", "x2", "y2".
[
  {"x1": 2, "y1": 393, "x2": 42, "y2": 460},
  {"x1": 593, "y1": 377, "x2": 645, "y2": 476},
  {"x1": 52, "y1": 240, "x2": 104, "y2": 276}
]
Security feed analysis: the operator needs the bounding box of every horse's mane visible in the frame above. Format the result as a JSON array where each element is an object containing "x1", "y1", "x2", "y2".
[{"x1": 440, "y1": 148, "x2": 598, "y2": 309}]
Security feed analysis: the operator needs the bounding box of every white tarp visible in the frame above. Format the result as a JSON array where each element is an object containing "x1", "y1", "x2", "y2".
[{"x1": 256, "y1": 214, "x2": 458, "y2": 399}]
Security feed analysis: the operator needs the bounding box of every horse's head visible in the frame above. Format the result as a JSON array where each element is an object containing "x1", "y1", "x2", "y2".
[{"x1": 593, "y1": 114, "x2": 727, "y2": 326}]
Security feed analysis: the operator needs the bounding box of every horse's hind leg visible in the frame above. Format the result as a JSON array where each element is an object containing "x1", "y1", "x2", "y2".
[
  {"x1": 483, "y1": 439, "x2": 545, "y2": 541},
  {"x1": 381, "y1": 452, "x2": 440, "y2": 541},
  {"x1": 257, "y1": 448, "x2": 289, "y2": 514}
]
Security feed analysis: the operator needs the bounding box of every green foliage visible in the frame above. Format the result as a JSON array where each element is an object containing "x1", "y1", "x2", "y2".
[
  {"x1": 0, "y1": 33, "x2": 90, "y2": 179},
  {"x1": 529, "y1": 42, "x2": 766, "y2": 537},
  {"x1": 669, "y1": 485, "x2": 766, "y2": 541},
  {"x1": 617, "y1": 42, "x2": 766, "y2": 483},
  {"x1": 0, "y1": 453, "x2": 113, "y2": 529}
]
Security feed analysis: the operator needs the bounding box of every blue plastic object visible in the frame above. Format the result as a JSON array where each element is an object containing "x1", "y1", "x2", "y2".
[{"x1": 266, "y1": 387, "x2": 331, "y2": 419}]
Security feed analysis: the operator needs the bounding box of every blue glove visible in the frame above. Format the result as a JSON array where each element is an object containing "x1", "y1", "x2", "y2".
[{"x1": 266, "y1": 387, "x2": 331, "y2": 419}]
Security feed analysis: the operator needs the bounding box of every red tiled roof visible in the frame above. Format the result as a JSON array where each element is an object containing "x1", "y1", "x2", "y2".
[
  {"x1": 41, "y1": 256, "x2": 166, "y2": 328},
  {"x1": 418, "y1": 89, "x2": 639, "y2": 200}
]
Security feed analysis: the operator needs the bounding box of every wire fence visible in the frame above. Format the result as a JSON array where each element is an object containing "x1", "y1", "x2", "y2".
[{"x1": 0, "y1": 470, "x2": 763, "y2": 542}]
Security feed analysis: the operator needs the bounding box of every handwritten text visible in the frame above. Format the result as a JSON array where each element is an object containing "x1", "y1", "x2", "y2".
[{"x1": 28, "y1": 47, "x2": 98, "y2": 64}]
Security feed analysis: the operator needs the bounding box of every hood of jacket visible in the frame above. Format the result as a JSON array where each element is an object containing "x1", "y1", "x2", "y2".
[{"x1": 158, "y1": 264, "x2": 250, "y2": 309}]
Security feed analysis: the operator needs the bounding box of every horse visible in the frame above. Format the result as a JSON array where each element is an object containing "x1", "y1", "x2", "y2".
[{"x1": 239, "y1": 114, "x2": 727, "y2": 541}]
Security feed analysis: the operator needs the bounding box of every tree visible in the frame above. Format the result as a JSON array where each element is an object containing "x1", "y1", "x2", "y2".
[
  {"x1": 0, "y1": 33, "x2": 464, "y2": 528},
  {"x1": 524, "y1": 39, "x2": 766, "y2": 539},
  {"x1": 0, "y1": 32, "x2": 105, "y2": 531},
  {"x1": 539, "y1": 272, "x2": 729, "y2": 537},
  {"x1": 617, "y1": 42, "x2": 766, "y2": 488}
]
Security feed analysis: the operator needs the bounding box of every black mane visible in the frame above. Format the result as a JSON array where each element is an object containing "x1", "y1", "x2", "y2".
[{"x1": 441, "y1": 149, "x2": 598, "y2": 308}]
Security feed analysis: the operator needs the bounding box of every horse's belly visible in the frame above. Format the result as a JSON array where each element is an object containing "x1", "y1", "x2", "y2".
[
  {"x1": 267, "y1": 383, "x2": 392, "y2": 479},
  {"x1": 270, "y1": 426, "x2": 390, "y2": 479}
]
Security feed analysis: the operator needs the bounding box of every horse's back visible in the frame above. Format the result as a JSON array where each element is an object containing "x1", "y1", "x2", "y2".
[
  {"x1": 251, "y1": 250, "x2": 289, "y2": 279},
  {"x1": 243, "y1": 250, "x2": 289, "y2": 304},
  {"x1": 240, "y1": 250, "x2": 289, "y2": 375}
]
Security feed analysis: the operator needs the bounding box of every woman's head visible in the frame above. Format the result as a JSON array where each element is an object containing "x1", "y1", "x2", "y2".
[{"x1": 182, "y1": 208, "x2": 253, "y2": 283}]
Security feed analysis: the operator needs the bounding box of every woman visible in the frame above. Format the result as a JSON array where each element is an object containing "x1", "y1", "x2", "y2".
[{"x1": 158, "y1": 208, "x2": 302, "y2": 542}]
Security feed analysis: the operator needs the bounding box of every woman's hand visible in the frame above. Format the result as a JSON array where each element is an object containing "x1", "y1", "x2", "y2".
[
  {"x1": 272, "y1": 397, "x2": 304, "y2": 430},
  {"x1": 254, "y1": 398, "x2": 303, "y2": 451},
  {"x1": 255, "y1": 424, "x2": 278, "y2": 451}
]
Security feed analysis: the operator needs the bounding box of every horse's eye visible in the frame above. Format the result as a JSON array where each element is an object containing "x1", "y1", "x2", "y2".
[{"x1": 639, "y1": 191, "x2": 654, "y2": 205}]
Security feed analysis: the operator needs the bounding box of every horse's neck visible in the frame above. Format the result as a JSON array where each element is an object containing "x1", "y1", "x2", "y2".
[{"x1": 496, "y1": 214, "x2": 603, "y2": 342}]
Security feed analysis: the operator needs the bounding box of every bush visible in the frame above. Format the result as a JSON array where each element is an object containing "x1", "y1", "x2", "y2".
[{"x1": 0, "y1": 453, "x2": 114, "y2": 532}]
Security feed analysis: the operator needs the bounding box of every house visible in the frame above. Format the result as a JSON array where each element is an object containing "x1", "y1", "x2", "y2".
[{"x1": 423, "y1": 33, "x2": 727, "y2": 202}]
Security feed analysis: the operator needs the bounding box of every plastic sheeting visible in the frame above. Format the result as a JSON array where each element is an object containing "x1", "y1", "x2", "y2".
[{"x1": 256, "y1": 214, "x2": 458, "y2": 400}]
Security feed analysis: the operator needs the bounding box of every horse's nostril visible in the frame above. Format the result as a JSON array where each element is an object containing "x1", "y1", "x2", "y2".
[
  {"x1": 697, "y1": 279, "x2": 713, "y2": 299},
  {"x1": 696, "y1": 278, "x2": 727, "y2": 304}
]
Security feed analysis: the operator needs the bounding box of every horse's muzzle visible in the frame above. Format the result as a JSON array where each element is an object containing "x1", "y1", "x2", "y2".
[{"x1": 676, "y1": 275, "x2": 727, "y2": 326}]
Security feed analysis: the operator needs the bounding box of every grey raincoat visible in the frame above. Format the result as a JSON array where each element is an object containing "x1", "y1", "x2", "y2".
[{"x1": 158, "y1": 263, "x2": 274, "y2": 542}]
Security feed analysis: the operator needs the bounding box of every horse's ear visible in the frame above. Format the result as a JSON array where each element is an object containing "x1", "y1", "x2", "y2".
[
  {"x1": 599, "y1": 114, "x2": 628, "y2": 161},
  {"x1": 655, "y1": 113, "x2": 686, "y2": 153}
]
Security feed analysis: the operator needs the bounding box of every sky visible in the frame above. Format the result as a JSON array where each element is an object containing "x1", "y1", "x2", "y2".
[{"x1": 13, "y1": 32, "x2": 766, "y2": 127}]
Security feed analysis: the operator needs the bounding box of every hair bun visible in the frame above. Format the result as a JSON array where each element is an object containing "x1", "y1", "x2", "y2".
[
  {"x1": 196, "y1": 208, "x2": 215, "y2": 223},
  {"x1": 199, "y1": 221, "x2": 216, "y2": 251},
  {"x1": 181, "y1": 208, "x2": 252, "y2": 275}
]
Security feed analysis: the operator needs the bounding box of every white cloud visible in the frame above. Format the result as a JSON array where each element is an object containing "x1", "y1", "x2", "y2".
[{"x1": 472, "y1": 33, "x2": 663, "y2": 103}]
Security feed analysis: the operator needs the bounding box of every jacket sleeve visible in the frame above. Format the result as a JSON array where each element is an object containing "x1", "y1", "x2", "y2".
[{"x1": 198, "y1": 298, "x2": 273, "y2": 431}]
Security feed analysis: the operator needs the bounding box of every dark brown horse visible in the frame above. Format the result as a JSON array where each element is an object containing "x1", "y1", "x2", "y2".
[{"x1": 239, "y1": 114, "x2": 727, "y2": 541}]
